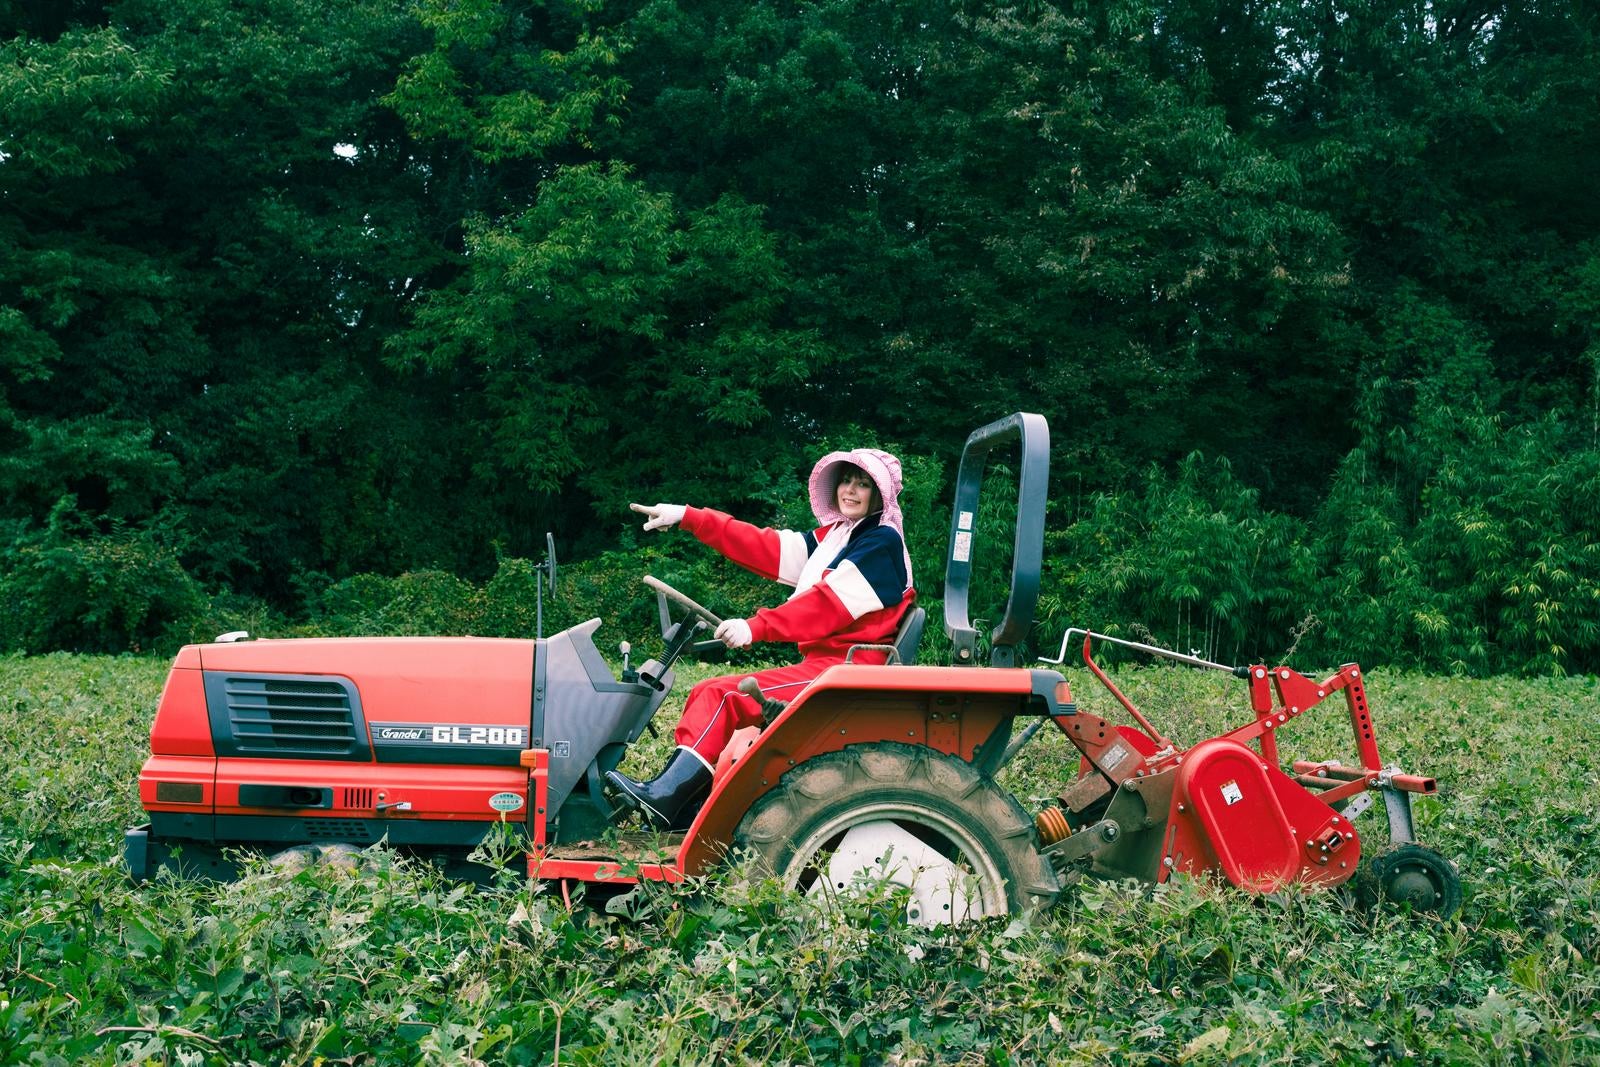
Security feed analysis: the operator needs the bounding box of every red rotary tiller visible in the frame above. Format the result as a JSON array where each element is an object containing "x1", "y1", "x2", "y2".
[{"x1": 1030, "y1": 629, "x2": 1461, "y2": 916}]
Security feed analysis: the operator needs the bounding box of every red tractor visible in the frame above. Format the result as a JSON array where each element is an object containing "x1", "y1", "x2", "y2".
[{"x1": 126, "y1": 414, "x2": 1460, "y2": 920}]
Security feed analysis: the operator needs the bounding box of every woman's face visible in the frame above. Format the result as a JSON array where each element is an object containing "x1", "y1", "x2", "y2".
[{"x1": 835, "y1": 468, "x2": 880, "y2": 521}]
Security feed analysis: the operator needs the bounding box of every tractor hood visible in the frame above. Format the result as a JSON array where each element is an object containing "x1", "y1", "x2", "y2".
[{"x1": 191, "y1": 637, "x2": 535, "y2": 739}]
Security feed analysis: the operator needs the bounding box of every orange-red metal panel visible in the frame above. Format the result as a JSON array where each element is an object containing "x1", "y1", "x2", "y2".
[
  {"x1": 678, "y1": 663, "x2": 1038, "y2": 874},
  {"x1": 1167, "y1": 739, "x2": 1361, "y2": 890},
  {"x1": 1268, "y1": 769, "x2": 1362, "y2": 885},
  {"x1": 1072, "y1": 723, "x2": 1160, "y2": 780},
  {"x1": 528, "y1": 748, "x2": 550, "y2": 856},
  {"x1": 139, "y1": 754, "x2": 216, "y2": 810},
  {"x1": 214, "y1": 757, "x2": 526, "y2": 821},
  {"x1": 1171, "y1": 739, "x2": 1298, "y2": 890},
  {"x1": 806, "y1": 663, "x2": 1038, "y2": 696},
  {"x1": 197, "y1": 637, "x2": 535, "y2": 729},
  {"x1": 149, "y1": 667, "x2": 214, "y2": 756},
  {"x1": 714, "y1": 727, "x2": 762, "y2": 778},
  {"x1": 527, "y1": 859, "x2": 684, "y2": 883}
]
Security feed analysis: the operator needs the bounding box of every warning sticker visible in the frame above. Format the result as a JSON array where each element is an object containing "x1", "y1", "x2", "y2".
[
  {"x1": 952, "y1": 531, "x2": 973, "y2": 563},
  {"x1": 1101, "y1": 741, "x2": 1130, "y2": 772},
  {"x1": 958, "y1": 511, "x2": 974, "y2": 531},
  {"x1": 1220, "y1": 780, "x2": 1244, "y2": 806}
]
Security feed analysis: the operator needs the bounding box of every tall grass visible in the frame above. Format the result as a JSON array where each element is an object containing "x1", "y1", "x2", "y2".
[{"x1": 1, "y1": 652, "x2": 1597, "y2": 1064}]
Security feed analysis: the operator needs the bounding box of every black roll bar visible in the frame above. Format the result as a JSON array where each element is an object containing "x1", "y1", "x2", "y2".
[{"x1": 942, "y1": 412, "x2": 1050, "y2": 668}]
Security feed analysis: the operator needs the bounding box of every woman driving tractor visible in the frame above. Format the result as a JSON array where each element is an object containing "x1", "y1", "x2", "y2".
[{"x1": 608, "y1": 447, "x2": 917, "y2": 830}]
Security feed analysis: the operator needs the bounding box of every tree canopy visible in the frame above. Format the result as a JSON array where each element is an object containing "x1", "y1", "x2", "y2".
[{"x1": 3, "y1": 0, "x2": 1597, "y2": 674}]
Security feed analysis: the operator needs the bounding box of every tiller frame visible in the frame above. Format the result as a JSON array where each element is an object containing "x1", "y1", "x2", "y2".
[{"x1": 1034, "y1": 630, "x2": 1442, "y2": 897}]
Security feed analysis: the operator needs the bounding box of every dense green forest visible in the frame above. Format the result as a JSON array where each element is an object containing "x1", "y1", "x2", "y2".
[{"x1": 2, "y1": 0, "x2": 1597, "y2": 674}]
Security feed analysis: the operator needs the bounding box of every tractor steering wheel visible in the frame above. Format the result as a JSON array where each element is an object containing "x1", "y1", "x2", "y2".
[
  {"x1": 642, "y1": 575, "x2": 724, "y2": 630},
  {"x1": 639, "y1": 576, "x2": 727, "y2": 677}
]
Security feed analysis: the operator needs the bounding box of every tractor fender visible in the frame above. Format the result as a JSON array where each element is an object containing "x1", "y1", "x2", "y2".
[{"x1": 676, "y1": 663, "x2": 1060, "y2": 874}]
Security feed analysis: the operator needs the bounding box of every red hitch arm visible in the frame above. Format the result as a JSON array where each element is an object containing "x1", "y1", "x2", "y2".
[{"x1": 1078, "y1": 634, "x2": 1174, "y2": 750}]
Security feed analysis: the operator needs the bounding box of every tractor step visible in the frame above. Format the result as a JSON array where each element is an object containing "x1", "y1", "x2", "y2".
[{"x1": 543, "y1": 831, "x2": 681, "y2": 864}]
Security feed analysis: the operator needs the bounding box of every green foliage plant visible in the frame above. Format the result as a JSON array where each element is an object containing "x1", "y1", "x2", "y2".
[
  {"x1": 2, "y1": 656, "x2": 1599, "y2": 1063},
  {"x1": 1042, "y1": 454, "x2": 1315, "y2": 667},
  {"x1": 0, "y1": 502, "x2": 205, "y2": 654}
]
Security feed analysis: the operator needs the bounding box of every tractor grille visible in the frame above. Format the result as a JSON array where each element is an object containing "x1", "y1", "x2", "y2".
[
  {"x1": 342, "y1": 787, "x2": 374, "y2": 810},
  {"x1": 305, "y1": 819, "x2": 375, "y2": 842},
  {"x1": 222, "y1": 677, "x2": 357, "y2": 756}
]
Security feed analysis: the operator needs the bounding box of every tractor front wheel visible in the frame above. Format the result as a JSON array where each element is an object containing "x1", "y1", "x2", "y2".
[
  {"x1": 734, "y1": 742, "x2": 1059, "y2": 924},
  {"x1": 1356, "y1": 843, "x2": 1462, "y2": 919}
]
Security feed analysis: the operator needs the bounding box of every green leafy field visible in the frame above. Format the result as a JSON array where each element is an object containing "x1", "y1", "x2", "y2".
[{"x1": 1, "y1": 652, "x2": 1597, "y2": 1064}]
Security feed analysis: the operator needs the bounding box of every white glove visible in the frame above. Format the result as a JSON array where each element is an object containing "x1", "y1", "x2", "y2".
[
  {"x1": 715, "y1": 618, "x2": 753, "y2": 649},
  {"x1": 630, "y1": 502, "x2": 686, "y2": 532}
]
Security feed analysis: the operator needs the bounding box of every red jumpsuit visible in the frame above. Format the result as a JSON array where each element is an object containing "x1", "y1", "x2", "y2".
[{"x1": 673, "y1": 505, "x2": 916, "y2": 761}]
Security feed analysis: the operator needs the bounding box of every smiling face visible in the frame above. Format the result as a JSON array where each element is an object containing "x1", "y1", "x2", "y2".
[{"x1": 835, "y1": 466, "x2": 881, "y2": 521}]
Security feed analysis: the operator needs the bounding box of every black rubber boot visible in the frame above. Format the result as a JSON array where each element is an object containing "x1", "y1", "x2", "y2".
[{"x1": 606, "y1": 746, "x2": 714, "y2": 831}]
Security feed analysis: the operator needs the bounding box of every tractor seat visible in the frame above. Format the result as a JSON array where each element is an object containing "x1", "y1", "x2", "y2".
[
  {"x1": 842, "y1": 605, "x2": 927, "y2": 665},
  {"x1": 893, "y1": 605, "x2": 926, "y2": 665}
]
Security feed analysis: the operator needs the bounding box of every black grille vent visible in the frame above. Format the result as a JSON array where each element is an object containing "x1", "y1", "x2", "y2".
[
  {"x1": 223, "y1": 677, "x2": 356, "y2": 755},
  {"x1": 305, "y1": 819, "x2": 375, "y2": 841},
  {"x1": 342, "y1": 788, "x2": 374, "y2": 810}
]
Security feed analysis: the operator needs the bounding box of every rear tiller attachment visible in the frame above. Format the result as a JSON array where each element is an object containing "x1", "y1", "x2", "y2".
[{"x1": 1032, "y1": 630, "x2": 1461, "y2": 917}]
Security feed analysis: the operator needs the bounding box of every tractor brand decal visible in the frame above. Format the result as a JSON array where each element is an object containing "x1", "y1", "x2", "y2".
[
  {"x1": 1220, "y1": 780, "x2": 1244, "y2": 806},
  {"x1": 373, "y1": 726, "x2": 428, "y2": 742},
  {"x1": 431, "y1": 725, "x2": 527, "y2": 747},
  {"x1": 488, "y1": 792, "x2": 525, "y2": 813},
  {"x1": 370, "y1": 722, "x2": 528, "y2": 749}
]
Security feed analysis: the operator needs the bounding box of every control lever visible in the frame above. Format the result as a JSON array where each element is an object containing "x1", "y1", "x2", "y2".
[
  {"x1": 640, "y1": 618, "x2": 706, "y2": 691},
  {"x1": 738, "y1": 677, "x2": 789, "y2": 727},
  {"x1": 619, "y1": 641, "x2": 637, "y2": 684}
]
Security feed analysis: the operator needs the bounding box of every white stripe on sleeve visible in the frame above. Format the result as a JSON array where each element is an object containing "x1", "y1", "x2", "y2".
[
  {"x1": 777, "y1": 529, "x2": 809, "y2": 586},
  {"x1": 822, "y1": 559, "x2": 887, "y2": 619}
]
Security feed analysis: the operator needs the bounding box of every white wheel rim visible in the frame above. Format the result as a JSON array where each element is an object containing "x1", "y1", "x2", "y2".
[{"x1": 785, "y1": 802, "x2": 1010, "y2": 924}]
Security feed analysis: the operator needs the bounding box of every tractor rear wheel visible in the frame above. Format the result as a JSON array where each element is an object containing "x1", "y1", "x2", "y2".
[{"x1": 734, "y1": 742, "x2": 1059, "y2": 924}]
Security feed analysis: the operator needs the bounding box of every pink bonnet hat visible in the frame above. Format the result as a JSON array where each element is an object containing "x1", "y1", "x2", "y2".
[{"x1": 807, "y1": 447, "x2": 913, "y2": 589}]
